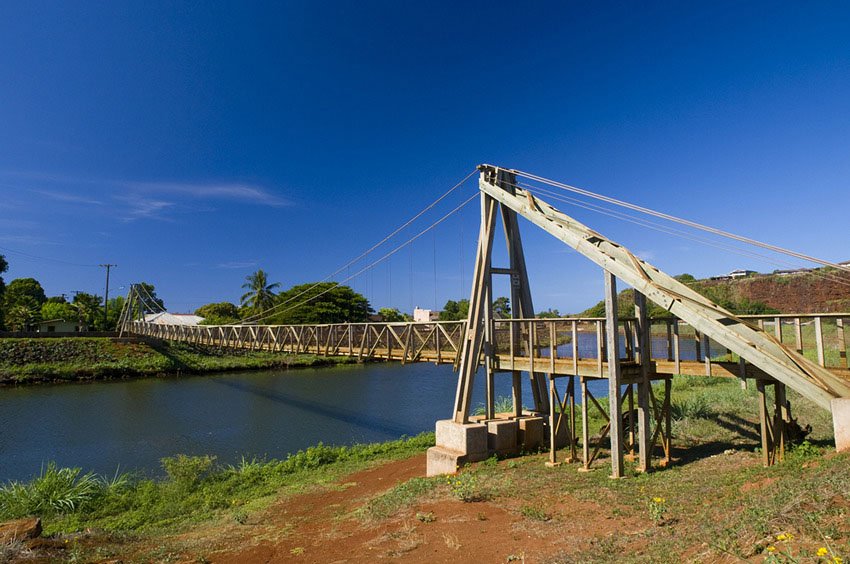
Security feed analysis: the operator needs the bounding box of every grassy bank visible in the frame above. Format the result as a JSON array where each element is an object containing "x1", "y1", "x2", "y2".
[{"x1": 0, "y1": 337, "x2": 357, "y2": 384}]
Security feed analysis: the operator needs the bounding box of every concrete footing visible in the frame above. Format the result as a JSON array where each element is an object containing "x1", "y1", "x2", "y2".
[
  {"x1": 518, "y1": 416, "x2": 545, "y2": 451},
  {"x1": 426, "y1": 420, "x2": 489, "y2": 477},
  {"x1": 427, "y1": 414, "x2": 552, "y2": 476},
  {"x1": 832, "y1": 398, "x2": 850, "y2": 453}
]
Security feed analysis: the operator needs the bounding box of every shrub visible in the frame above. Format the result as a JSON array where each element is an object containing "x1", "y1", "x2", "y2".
[
  {"x1": 670, "y1": 395, "x2": 713, "y2": 421},
  {"x1": 161, "y1": 455, "x2": 217, "y2": 490},
  {"x1": 0, "y1": 463, "x2": 100, "y2": 518}
]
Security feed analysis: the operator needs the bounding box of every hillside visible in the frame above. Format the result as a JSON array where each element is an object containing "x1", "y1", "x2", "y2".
[{"x1": 577, "y1": 268, "x2": 850, "y2": 317}]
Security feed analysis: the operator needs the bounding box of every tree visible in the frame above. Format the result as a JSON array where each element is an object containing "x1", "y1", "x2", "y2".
[
  {"x1": 240, "y1": 270, "x2": 280, "y2": 315},
  {"x1": 537, "y1": 308, "x2": 561, "y2": 318},
  {"x1": 268, "y1": 283, "x2": 371, "y2": 324},
  {"x1": 439, "y1": 299, "x2": 470, "y2": 321},
  {"x1": 4, "y1": 278, "x2": 47, "y2": 309},
  {"x1": 492, "y1": 296, "x2": 511, "y2": 318},
  {"x1": 104, "y1": 296, "x2": 124, "y2": 330},
  {"x1": 6, "y1": 302, "x2": 38, "y2": 331},
  {"x1": 0, "y1": 254, "x2": 7, "y2": 329},
  {"x1": 73, "y1": 292, "x2": 103, "y2": 329},
  {"x1": 136, "y1": 282, "x2": 165, "y2": 312},
  {"x1": 378, "y1": 307, "x2": 404, "y2": 322},
  {"x1": 196, "y1": 302, "x2": 240, "y2": 325},
  {"x1": 41, "y1": 301, "x2": 78, "y2": 322}
]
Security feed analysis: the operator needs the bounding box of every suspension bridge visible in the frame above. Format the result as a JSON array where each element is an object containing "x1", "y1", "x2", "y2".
[{"x1": 118, "y1": 164, "x2": 850, "y2": 478}]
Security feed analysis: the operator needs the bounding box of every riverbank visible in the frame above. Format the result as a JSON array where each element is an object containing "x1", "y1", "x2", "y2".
[
  {"x1": 1, "y1": 375, "x2": 846, "y2": 562},
  {"x1": 0, "y1": 337, "x2": 357, "y2": 385}
]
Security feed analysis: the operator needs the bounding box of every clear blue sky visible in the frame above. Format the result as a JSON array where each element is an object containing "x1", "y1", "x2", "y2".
[{"x1": 1, "y1": 1, "x2": 849, "y2": 314}]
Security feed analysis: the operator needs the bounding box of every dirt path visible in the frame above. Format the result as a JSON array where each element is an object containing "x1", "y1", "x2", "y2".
[{"x1": 175, "y1": 454, "x2": 647, "y2": 563}]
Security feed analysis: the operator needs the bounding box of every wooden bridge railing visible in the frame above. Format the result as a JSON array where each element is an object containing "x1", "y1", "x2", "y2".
[{"x1": 126, "y1": 312, "x2": 850, "y2": 379}]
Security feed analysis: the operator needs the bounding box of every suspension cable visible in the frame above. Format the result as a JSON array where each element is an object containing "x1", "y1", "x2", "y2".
[
  {"x1": 240, "y1": 169, "x2": 477, "y2": 323},
  {"x1": 250, "y1": 193, "x2": 478, "y2": 323},
  {"x1": 513, "y1": 168, "x2": 850, "y2": 272}
]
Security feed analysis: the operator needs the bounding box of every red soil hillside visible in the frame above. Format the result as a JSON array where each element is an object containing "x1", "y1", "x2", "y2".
[{"x1": 700, "y1": 269, "x2": 850, "y2": 313}]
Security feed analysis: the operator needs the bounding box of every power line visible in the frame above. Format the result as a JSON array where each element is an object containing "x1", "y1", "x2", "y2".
[
  {"x1": 240, "y1": 169, "x2": 477, "y2": 323},
  {"x1": 512, "y1": 168, "x2": 850, "y2": 272},
  {"x1": 250, "y1": 193, "x2": 479, "y2": 322},
  {"x1": 0, "y1": 245, "x2": 99, "y2": 268}
]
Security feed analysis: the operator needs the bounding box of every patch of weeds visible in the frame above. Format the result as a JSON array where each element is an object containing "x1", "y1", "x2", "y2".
[
  {"x1": 357, "y1": 477, "x2": 437, "y2": 520},
  {"x1": 670, "y1": 395, "x2": 712, "y2": 421},
  {"x1": 0, "y1": 462, "x2": 102, "y2": 518},
  {"x1": 233, "y1": 510, "x2": 248, "y2": 525},
  {"x1": 290, "y1": 546, "x2": 305, "y2": 556},
  {"x1": 788, "y1": 440, "x2": 820, "y2": 460},
  {"x1": 161, "y1": 455, "x2": 217, "y2": 491},
  {"x1": 647, "y1": 496, "x2": 667, "y2": 525},
  {"x1": 520, "y1": 504, "x2": 551, "y2": 522},
  {"x1": 446, "y1": 472, "x2": 489, "y2": 502},
  {"x1": 415, "y1": 511, "x2": 435, "y2": 523},
  {"x1": 506, "y1": 553, "x2": 525, "y2": 562}
]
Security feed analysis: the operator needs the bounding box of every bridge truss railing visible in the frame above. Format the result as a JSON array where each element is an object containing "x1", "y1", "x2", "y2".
[
  {"x1": 127, "y1": 312, "x2": 849, "y2": 377},
  {"x1": 126, "y1": 320, "x2": 467, "y2": 364},
  {"x1": 488, "y1": 313, "x2": 849, "y2": 378}
]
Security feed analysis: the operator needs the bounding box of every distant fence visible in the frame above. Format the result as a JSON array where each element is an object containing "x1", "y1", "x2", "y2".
[{"x1": 0, "y1": 331, "x2": 119, "y2": 339}]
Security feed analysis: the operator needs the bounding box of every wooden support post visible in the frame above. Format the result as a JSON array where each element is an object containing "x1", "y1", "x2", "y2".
[
  {"x1": 815, "y1": 316, "x2": 826, "y2": 367},
  {"x1": 605, "y1": 271, "x2": 624, "y2": 478},
  {"x1": 794, "y1": 317, "x2": 803, "y2": 355},
  {"x1": 635, "y1": 290, "x2": 652, "y2": 472},
  {"x1": 694, "y1": 329, "x2": 702, "y2": 362},
  {"x1": 453, "y1": 191, "x2": 498, "y2": 422},
  {"x1": 666, "y1": 320, "x2": 673, "y2": 361},
  {"x1": 512, "y1": 371, "x2": 522, "y2": 418},
  {"x1": 702, "y1": 333, "x2": 711, "y2": 376},
  {"x1": 548, "y1": 374, "x2": 557, "y2": 465},
  {"x1": 757, "y1": 380, "x2": 772, "y2": 466},
  {"x1": 580, "y1": 377, "x2": 590, "y2": 471},
  {"x1": 839, "y1": 318, "x2": 848, "y2": 370},
  {"x1": 774, "y1": 382, "x2": 787, "y2": 463},
  {"x1": 673, "y1": 319, "x2": 681, "y2": 375}
]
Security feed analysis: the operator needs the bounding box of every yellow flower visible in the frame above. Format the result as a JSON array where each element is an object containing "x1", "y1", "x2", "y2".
[
  {"x1": 766, "y1": 546, "x2": 776, "y2": 553},
  {"x1": 777, "y1": 532, "x2": 793, "y2": 541},
  {"x1": 833, "y1": 557, "x2": 842, "y2": 564},
  {"x1": 818, "y1": 548, "x2": 830, "y2": 557},
  {"x1": 652, "y1": 496, "x2": 665, "y2": 504}
]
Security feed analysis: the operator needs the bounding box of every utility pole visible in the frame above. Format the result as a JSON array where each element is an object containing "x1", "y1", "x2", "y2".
[{"x1": 100, "y1": 264, "x2": 117, "y2": 329}]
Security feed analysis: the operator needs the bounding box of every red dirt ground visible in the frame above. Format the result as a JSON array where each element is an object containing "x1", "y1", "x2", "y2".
[{"x1": 181, "y1": 454, "x2": 648, "y2": 563}]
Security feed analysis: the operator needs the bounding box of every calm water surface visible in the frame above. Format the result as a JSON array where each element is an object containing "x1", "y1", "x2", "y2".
[
  {"x1": 1, "y1": 332, "x2": 694, "y2": 481},
  {"x1": 1, "y1": 362, "x2": 607, "y2": 482}
]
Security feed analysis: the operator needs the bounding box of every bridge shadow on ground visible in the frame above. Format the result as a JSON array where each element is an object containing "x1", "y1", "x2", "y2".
[{"x1": 207, "y1": 378, "x2": 417, "y2": 439}]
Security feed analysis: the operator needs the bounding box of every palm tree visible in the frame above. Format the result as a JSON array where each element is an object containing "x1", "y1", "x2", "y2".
[{"x1": 240, "y1": 269, "x2": 281, "y2": 315}]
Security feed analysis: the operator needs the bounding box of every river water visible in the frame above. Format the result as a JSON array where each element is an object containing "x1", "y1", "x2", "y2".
[
  {"x1": 0, "y1": 333, "x2": 699, "y2": 482},
  {"x1": 0, "y1": 362, "x2": 607, "y2": 482}
]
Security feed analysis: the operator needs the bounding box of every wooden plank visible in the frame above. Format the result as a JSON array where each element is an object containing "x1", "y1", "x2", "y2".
[
  {"x1": 634, "y1": 290, "x2": 651, "y2": 473},
  {"x1": 604, "y1": 271, "x2": 624, "y2": 479},
  {"x1": 815, "y1": 316, "x2": 826, "y2": 367}
]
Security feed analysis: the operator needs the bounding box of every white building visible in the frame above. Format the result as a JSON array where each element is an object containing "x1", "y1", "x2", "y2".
[
  {"x1": 413, "y1": 307, "x2": 439, "y2": 323},
  {"x1": 144, "y1": 312, "x2": 205, "y2": 326}
]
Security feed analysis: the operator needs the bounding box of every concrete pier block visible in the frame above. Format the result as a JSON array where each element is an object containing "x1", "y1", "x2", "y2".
[
  {"x1": 518, "y1": 416, "x2": 545, "y2": 451},
  {"x1": 832, "y1": 398, "x2": 850, "y2": 453},
  {"x1": 435, "y1": 419, "x2": 488, "y2": 460},
  {"x1": 487, "y1": 419, "x2": 519, "y2": 456},
  {"x1": 427, "y1": 420, "x2": 490, "y2": 476}
]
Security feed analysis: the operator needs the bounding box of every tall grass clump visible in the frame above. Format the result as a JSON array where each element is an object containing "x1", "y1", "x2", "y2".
[
  {"x1": 0, "y1": 463, "x2": 103, "y2": 519},
  {"x1": 670, "y1": 395, "x2": 713, "y2": 421}
]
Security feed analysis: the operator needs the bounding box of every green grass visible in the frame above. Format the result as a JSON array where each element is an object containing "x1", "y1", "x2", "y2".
[
  {"x1": 0, "y1": 432, "x2": 435, "y2": 535},
  {"x1": 0, "y1": 337, "x2": 357, "y2": 383}
]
